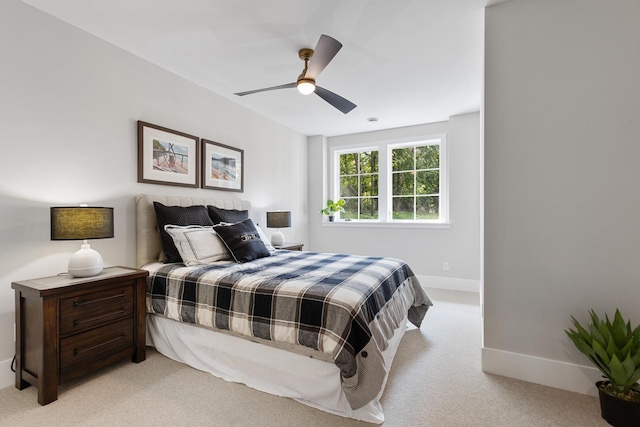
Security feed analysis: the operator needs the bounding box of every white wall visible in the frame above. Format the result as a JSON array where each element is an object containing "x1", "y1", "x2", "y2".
[
  {"x1": 308, "y1": 113, "x2": 481, "y2": 291},
  {"x1": 484, "y1": 0, "x2": 640, "y2": 394},
  {"x1": 0, "y1": 0, "x2": 308, "y2": 387}
]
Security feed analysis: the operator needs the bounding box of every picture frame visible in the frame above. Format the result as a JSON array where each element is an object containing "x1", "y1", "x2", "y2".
[
  {"x1": 201, "y1": 139, "x2": 244, "y2": 192},
  {"x1": 137, "y1": 121, "x2": 199, "y2": 188}
]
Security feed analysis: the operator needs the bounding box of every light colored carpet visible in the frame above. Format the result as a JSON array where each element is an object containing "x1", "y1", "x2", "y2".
[{"x1": 0, "y1": 289, "x2": 607, "y2": 427}]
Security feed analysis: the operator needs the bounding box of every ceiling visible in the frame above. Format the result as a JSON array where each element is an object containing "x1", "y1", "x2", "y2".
[{"x1": 22, "y1": 0, "x2": 487, "y2": 136}]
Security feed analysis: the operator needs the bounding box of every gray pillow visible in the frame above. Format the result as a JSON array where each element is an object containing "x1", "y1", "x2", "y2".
[{"x1": 207, "y1": 205, "x2": 249, "y2": 224}]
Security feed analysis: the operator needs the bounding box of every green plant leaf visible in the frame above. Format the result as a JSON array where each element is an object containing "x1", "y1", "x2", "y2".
[
  {"x1": 566, "y1": 330, "x2": 594, "y2": 358},
  {"x1": 593, "y1": 340, "x2": 611, "y2": 366},
  {"x1": 611, "y1": 314, "x2": 628, "y2": 349},
  {"x1": 598, "y1": 320, "x2": 612, "y2": 346},
  {"x1": 633, "y1": 324, "x2": 640, "y2": 345},
  {"x1": 613, "y1": 309, "x2": 624, "y2": 328},
  {"x1": 632, "y1": 352, "x2": 640, "y2": 369},
  {"x1": 606, "y1": 336, "x2": 622, "y2": 361},
  {"x1": 620, "y1": 337, "x2": 634, "y2": 360},
  {"x1": 626, "y1": 367, "x2": 640, "y2": 387},
  {"x1": 622, "y1": 353, "x2": 636, "y2": 378},
  {"x1": 589, "y1": 309, "x2": 601, "y2": 328},
  {"x1": 610, "y1": 354, "x2": 627, "y2": 389},
  {"x1": 564, "y1": 328, "x2": 578, "y2": 342},
  {"x1": 589, "y1": 323, "x2": 606, "y2": 348},
  {"x1": 570, "y1": 316, "x2": 593, "y2": 344}
]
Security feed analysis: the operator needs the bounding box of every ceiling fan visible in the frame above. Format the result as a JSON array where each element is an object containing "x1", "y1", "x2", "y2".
[{"x1": 234, "y1": 34, "x2": 357, "y2": 114}]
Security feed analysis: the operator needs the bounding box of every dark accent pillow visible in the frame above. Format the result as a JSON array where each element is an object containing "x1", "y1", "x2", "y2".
[
  {"x1": 153, "y1": 202, "x2": 214, "y2": 263},
  {"x1": 207, "y1": 205, "x2": 249, "y2": 224},
  {"x1": 213, "y1": 219, "x2": 271, "y2": 263}
]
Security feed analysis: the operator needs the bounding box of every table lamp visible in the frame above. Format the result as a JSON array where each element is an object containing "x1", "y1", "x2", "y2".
[
  {"x1": 51, "y1": 206, "x2": 114, "y2": 277},
  {"x1": 266, "y1": 211, "x2": 291, "y2": 246}
]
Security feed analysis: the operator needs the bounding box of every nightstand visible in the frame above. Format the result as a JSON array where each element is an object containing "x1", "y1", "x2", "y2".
[
  {"x1": 12, "y1": 266, "x2": 149, "y2": 405},
  {"x1": 274, "y1": 242, "x2": 304, "y2": 251}
]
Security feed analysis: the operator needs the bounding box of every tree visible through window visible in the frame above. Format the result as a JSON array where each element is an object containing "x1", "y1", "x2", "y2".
[
  {"x1": 339, "y1": 150, "x2": 379, "y2": 219},
  {"x1": 391, "y1": 144, "x2": 440, "y2": 220}
]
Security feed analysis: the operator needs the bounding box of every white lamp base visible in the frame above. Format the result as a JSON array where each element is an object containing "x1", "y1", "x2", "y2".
[
  {"x1": 271, "y1": 231, "x2": 285, "y2": 247},
  {"x1": 68, "y1": 242, "x2": 104, "y2": 277}
]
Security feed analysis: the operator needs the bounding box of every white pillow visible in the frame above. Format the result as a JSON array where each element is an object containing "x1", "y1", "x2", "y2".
[
  {"x1": 255, "y1": 225, "x2": 276, "y2": 253},
  {"x1": 164, "y1": 225, "x2": 231, "y2": 266}
]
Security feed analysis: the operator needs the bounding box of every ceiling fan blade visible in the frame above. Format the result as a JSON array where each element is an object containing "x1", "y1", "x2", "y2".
[
  {"x1": 234, "y1": 82, "x2": 296, "y2": 96},
  {"x1": 315, "y1": 86, "x2": 356, "y2": 114},
  {"x1": 305, "y1": 35, "x2": 342, "y2": 80}
]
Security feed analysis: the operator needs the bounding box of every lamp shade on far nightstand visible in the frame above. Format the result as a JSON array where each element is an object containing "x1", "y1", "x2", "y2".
[
  {"x1": 51, "y1": 206, "x2": 114, "y2": 277},
  {"x1": 266, "y1": 211, "x2": 291, "y2": 246}
]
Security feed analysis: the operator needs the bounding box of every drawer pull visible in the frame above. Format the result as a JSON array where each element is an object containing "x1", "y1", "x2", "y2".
[
  {"x1": 72, "y1": 333, "x2": 126, "y2": 356},
  {"x1": 73, "y1": 291, "x2": 125, "y2": 308},
  {"x1": 72, "y1": 308, "x2": 126, "y2": 327}
]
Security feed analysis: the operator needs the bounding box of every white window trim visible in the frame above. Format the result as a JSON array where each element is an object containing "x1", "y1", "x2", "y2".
[
  {"x1": 328, "y1": 134, "x2": 449, "y2": 227},
  {"x1": 321, "y1": 221, "x2": 451, "y2": 229}
]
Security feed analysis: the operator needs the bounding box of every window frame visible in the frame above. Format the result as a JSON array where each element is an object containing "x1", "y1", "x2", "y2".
[
  {"x1": 333, "y1": 146, "x2": 381, "y2": 221},
  {"x1": 328, "y1": 134, "x2": 449, "y2": 227},
  {"x1": 387, "y1": 137, "x2": 448, "y2": 223}
]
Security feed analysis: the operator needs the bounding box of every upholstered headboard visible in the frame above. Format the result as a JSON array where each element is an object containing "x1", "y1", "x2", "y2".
[{"x1": 135, "y1": 194, "x2": 252, "y2": 267}]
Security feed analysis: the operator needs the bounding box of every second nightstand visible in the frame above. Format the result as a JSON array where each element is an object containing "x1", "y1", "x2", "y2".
[{"x1": 273, "y1": 242, "x2": 304, "y2": 251}]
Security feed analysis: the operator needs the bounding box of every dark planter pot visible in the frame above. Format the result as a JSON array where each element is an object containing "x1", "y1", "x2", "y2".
[
  {"x1": 597, "y1": 381, "x2": 640, "y2": 427},
  {"x1": 328, "y1": 215, "x2": 335, "y2": 222}
]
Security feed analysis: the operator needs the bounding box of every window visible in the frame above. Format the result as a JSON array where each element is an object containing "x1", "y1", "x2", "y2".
[
  {"x1": 338, "y1": 150, "x2": 379, "y2": 220},
  {"x1": 391, "y1": 143, "x2": 440, "y2": 220},
  {"x1": 331, "y1": 135, "x2": 447, "y2": 225}
]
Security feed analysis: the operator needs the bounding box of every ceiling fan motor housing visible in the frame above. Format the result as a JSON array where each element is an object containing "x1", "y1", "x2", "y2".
[{"x1": 298, "y1": 48, "x2": 314, "y2": 61}]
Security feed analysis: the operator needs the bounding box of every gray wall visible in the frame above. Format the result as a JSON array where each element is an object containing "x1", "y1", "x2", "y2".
[
  {"x1": 484, "y1": 0, "x2": 640, "y2": 392},
  {"x1": 0, "y1": 0, "x2": 308, "y2": 386},
  {"x1": 308, "y1": 113, "x2": 481, "y2": 291}
]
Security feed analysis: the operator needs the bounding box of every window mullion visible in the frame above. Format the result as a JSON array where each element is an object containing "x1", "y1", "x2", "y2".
[
  {"x1": 413, "y1": 147, "x2": 418, "y2": 220},
  {"x1": 379, "y1": 145, "x2": 390, "y2": 222},
  {"x1": 357, "y1": 173, "x2": 361, "y2": 220}
]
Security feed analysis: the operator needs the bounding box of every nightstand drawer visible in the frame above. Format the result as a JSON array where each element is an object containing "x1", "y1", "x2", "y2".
[
  {"x1": 60, "y1": 284, "x2": 134, "y2": 335},
  {"x1": 60, "y1": 318, "x2": 133, "y2": 373}
]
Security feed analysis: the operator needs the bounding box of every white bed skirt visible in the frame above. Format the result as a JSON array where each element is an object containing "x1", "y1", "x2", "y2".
[{"x1": 146, "y1": 314, "x2": 408, "y2": 424}]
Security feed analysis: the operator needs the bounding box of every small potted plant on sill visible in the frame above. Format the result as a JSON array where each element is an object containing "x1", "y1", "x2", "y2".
[
  {"x1": 319, "y1": 199, "x2": 345, "y2": 222},
  {"x1": 565, "y1": 309, "x2": 640, "y2": 427}
]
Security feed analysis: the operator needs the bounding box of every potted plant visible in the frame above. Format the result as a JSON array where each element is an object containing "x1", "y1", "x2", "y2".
[
  {"x1": 319, "y1": 199, "x2": 345, "y2": 222},
  {"x1": 565, "y1": 309, "x2": 640, "y2": 427}
]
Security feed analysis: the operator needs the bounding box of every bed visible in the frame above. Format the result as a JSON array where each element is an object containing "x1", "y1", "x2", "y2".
[{"x1": 136, "y1": 194, "x2": 432, "y2": 423}]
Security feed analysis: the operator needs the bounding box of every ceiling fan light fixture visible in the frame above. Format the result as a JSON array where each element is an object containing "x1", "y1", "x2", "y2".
[{"x1": 297, "y1": 79, "x2": 316, "y2": 95}]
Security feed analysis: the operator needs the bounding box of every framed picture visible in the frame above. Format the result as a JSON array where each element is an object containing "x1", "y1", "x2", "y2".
[
  {"x1": 137, "y1": 121, "x2": 199, "y2": 187},
  {"x1": 201, "y1": 139, "x2": 244, "y2": 192}
]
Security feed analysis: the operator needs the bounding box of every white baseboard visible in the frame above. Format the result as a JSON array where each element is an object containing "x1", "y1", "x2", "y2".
[
  {"x1": 416, "y1": 275, "x2": 479, "y2": 293},
  {"x1": 0, "y1": 357, "x2": 14, "y2": 390},
  {"x1": 482, "y1": 347, "x2": 602, "y2": 397}
]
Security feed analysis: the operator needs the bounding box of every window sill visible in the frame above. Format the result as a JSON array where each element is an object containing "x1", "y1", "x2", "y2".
[{"x1": 321, "y1": 221, "x2": 451, "y2": 229}]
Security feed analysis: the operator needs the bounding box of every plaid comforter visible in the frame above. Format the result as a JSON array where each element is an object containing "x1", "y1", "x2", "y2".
[{"x1": 145, "y1": 250, "x2": 432, "y2": 409}]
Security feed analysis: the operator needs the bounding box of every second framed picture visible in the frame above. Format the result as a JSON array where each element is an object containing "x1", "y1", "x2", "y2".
[{"x1": 201, "y1": 139, "x2": 244, "y2": 192}]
